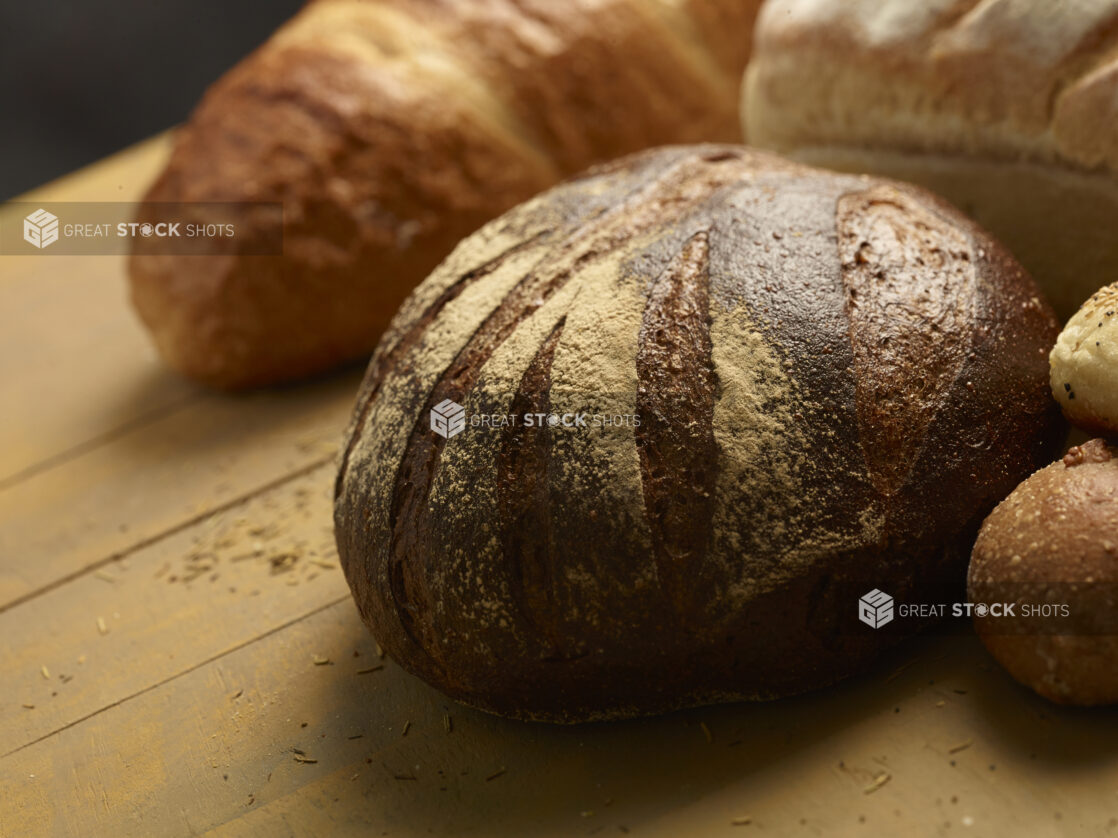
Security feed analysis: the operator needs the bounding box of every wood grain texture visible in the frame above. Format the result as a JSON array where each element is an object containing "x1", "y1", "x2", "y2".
[
  {"x1": 3, "y1": 134, "x2": 1118, "y2": 838},
  {"x1": 0, "y1": 135, "x2": 361, "y2": 613},
  {"x1": 0, "y1": 134, "x2": 191, "y2": 487},
  {"x1": 0, "y1": 463, "x2": 345, "y2": 755},
  {"x1": 0, "y1": 372, "x2": 355, "y2": 610},
  {"x1": 7, "y1": 607, "x2": 1118, "y2": 838}
]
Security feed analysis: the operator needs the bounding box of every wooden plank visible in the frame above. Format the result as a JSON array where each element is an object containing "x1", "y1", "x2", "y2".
[
  {"x1": 199, "y1": 632, "x2": 1118, "y2": 838},
  {"x1": 0, "y1": 135, "x2": 189, "y2": 486},
  {"x1": 4, "y1": 133, "x2": 173, "y2": 205},
  {"x1": 4, "y1": 589, "x2": 1117, "y2": 838},
  {"x1": 4, "y1": 124, "x2": 1117, "y2": 838},
  {"x1": 0, "y1": 367, "x2": 358, "y2": 611},
  {"x1": 0, "y1": 130, "x2": 365, "y2": 616},
  {"x1": 0, "y1": 461, "x2": 348, "y2": 753}
]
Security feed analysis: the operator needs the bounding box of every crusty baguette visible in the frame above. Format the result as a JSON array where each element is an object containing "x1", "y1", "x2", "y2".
[
  {"x1": 744, "y1": 0, "x2": 1118, "y2": 319},
  {"x1": 130, "y1": 0, "x2": 763, "y2": 389},
  {"x1": 334, "y1": 145, "x2": 1064, "y2": 722}
]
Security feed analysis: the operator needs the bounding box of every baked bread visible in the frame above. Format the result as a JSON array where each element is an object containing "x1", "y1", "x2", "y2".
[
  {"x1": 333, "y1": 145, "x2": 1064, "y2": 722},
  {"x1": 743, "y1": 0, "x2": 1118, "y2": 319},
  {"x1": 1050, "y1": 282, "x2": 1118, "y2": 434},
  {"x1": 129, "y1": 0, "x2": 763, "y2": 389},
  {"x1": 969, "y1": 439, "x2": 1118, "y2": 706}
]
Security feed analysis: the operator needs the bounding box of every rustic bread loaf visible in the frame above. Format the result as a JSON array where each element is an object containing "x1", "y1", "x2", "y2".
[
  {"x1": 969, "y1": 439, "x2": 1118, "y2": 706},
  {"x1": 333, "y1": 145, "x2": 1064, "y2": 722},
  {"x1": 743, "y1": 0, "x2": 1118, "y2": 319},
  {"x1": 1050, "y1": 282, "x2": 1118, "y2": 434},
  {"x1": 129, "y1": 0, "x2": 763, "y2": 389}
]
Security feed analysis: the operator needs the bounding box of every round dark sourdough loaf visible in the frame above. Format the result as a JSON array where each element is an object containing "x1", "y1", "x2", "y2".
[{"x1": 334, "y1": 145, "x2": 1063, "y2": 722}]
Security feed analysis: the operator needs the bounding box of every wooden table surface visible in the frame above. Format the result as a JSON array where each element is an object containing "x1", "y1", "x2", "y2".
[{"x1": 2, "y1": 137, "x2": 1117, "y2": 838}]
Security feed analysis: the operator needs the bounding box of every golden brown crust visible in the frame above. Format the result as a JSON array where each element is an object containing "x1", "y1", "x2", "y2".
[
  {"x1": 969, "y1": 439, "x2": 1118, "y2": 706},
  {"x1": 129, "y1": 0, "x2": 763, "y2": 389},
  {"x1": 335, "y1": 145, "x2": 1064, "y2": 722}
]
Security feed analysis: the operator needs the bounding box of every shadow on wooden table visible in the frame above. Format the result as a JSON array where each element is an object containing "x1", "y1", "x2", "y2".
[
  {"x1": 258, "y1": 609, "x2": 1105, "y2": 838},
  {"x1": 962, "y1": 643, "x2": 1118, "y2": 769},
  {"x1": 97, "y1": 363, "x2": 366, "y2": 469}
]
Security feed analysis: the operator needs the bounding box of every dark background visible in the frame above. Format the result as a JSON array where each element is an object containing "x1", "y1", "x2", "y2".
[{"x1": 1, "y1": 0, "x2": 305, "y2": 199}]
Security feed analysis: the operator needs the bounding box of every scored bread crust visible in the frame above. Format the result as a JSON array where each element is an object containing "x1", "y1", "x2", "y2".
[
  {"x1": 334, "y1": 145, "x2": 1064, "y2": 723},
  {"x1": 129, "y1": 0, "x2": 763, "y2": 389},
  {"x1": 744, "y1": 0, "x2": 1118, "y2": 318}
]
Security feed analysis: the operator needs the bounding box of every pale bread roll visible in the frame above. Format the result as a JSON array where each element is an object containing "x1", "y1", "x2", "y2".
[{"x1": 1051, "y1": 283, "x2": 1118, "y2": 434}]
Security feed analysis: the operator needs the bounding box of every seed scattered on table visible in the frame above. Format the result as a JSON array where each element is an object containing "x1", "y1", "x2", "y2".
[
  {"x1": 96, "y1": 617, "x2": 108, "y2": 635},
  {"x1": 40, "y1": 665, "x2": 50, "y2": 680},
  {"x1": 444, "y1": 713, "x2": 453, "y2": 733},
  {"x1": 356, "y1": 665, "x2": 383, "y2": 675},
  {"x1": 401, "y1": 720, "x2": 412, "y2": 737},
  {"x1": 312, "y1": 655, "x2": 333, "y2": 666},
  {"x1": 94, "y1": 570, "x2": 116, "y2": 584},
  {"x1": 863, "y1": 773, "x2": 891, "y2": 794},
  {"x1": 884, "y1": 659, "x2": 918, "y2": 683},
  {"x1": 485, "y1": 768, "x2": 507, "y2": 782},
  {"x1": 700, "y1": 722, "x2": 713, "y2": 743},
  {"x1": 269, "y1": 553, "x2": 298, "y2": 574},
  {"x1": 731, "y1": 816, "x2": 752, "y2": 826},
  {"x1": 948, "y1": 739, "x2": 973, "y2": 754}
]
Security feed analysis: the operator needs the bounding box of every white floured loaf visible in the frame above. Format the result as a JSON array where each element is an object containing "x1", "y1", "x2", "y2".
[{"x1": 744, "y1": 0, "x2": 1118, "y2": 318}]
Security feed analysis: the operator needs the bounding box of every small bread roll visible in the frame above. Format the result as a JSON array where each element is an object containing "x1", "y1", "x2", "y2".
[
  {"x1": 968, "y1": 439, "x2": 1118, "y2": 706},
  {"x1": 1050, "y1": 283, "x2": 1118, "y2": 434}
]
